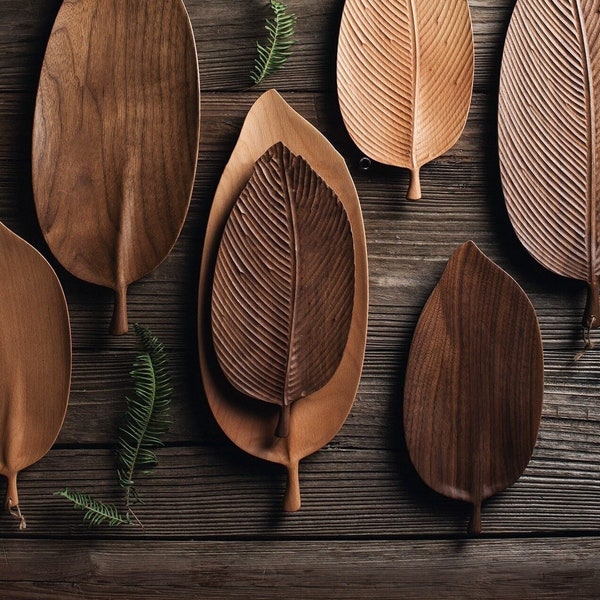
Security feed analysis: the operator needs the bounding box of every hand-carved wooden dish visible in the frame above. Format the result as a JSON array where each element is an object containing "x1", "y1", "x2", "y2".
[
  {"x1": 0, "y1": 223, "x2": 71, "y2": 529},
  {"x1": 499, "y1": 0, "x2": 600, "y2": 331},
  {"x1": 404, "y1": 242, "x2": 543, "y2": 534},
  {"x1": 212, "y1": 142, "x2": 355, "y2": 440},
  {"x1": 198, "y1": 90, "x2": 368, "y2": 512},
  {"x1": 337, "y1": 0, "x2": 474, "y2": 200},
  {"x1": 32, "y1": 0, "x2": 200, "y2": 335}
]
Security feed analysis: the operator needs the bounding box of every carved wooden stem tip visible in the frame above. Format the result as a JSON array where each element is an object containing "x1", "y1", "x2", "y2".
[
  {"x1": 583, "y1": 281, "x2": 600, "y2": 330},
  {"x1": 275, "y1": 403, "x2": 291, "y2": 438},
  {"x1": 407, "y1": 168, "x2": 422, "y2": 201},
  {"x1": 5, "y1": 473, "x2": 26, "y2": 530},
  {"x1": 467, "y1": 501, "x2": 482, "y2": 535},
  {"x1": 283, "y1": 462, "x2": 301, "y2": 512},
  {"x1": 110, "y1": 285, "x2": 129, "y2": 336}
]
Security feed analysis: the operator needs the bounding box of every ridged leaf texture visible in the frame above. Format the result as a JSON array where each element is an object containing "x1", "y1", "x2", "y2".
[
  {"x1": 211, "y1": 142, "x2": 355, "y2": 434},
  {"x1": 404, "y1": 242, "x2": 544, "y2": 534},
  {"x1": 117, "y1": 325, "x2": 172, "y2": 503},
  {"x1": 499, "y1": 0, "x2": 600, "y2": 327},
  {"x1": 251, "y1": 0, "x2": 296, "y2": 85},
  {"x1": 337, "y1": 0, "x2": 474, "y2": 199}
]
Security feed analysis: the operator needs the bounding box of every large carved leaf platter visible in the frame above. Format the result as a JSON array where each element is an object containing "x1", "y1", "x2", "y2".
[
  {"x1": 337, "y1": 0, "x2": 474, "y2": 200},
  {"x1": 198, "y1": 90, "x2": 369, "y2": 511},
  {"x1": 404, "y1": 242, "x2": 544, "y2": 534},
  {"x1": 499, "y1": 0, "x2": 600, "y2": 331},
  {"x1": 0, "y1": 222, "x2": 71, "y2": 529},
  {"x1": 32, "y1": 0, "x2": 200, "y2": 335}
]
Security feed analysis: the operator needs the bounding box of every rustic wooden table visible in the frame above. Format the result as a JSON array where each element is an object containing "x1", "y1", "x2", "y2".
[{"x1": 1, "y1": 1, "x2": 599, "y2": 598}]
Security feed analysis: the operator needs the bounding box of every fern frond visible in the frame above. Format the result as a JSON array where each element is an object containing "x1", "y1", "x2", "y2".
[
  {"x1": 55, "y1": 489, "x2": 130, "y2": 527},
  {"x1": 251, "y1": 0, "x2": 296, "y2": 85},
  {"x1": 117, "y1": 325, "x2": 172, "y2": 505}
]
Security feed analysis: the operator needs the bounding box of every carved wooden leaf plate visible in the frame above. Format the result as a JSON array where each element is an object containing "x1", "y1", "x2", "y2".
[
  {"x1": 198, "y1": 90, "x2": 369, "y2": 512},
  {"x1": 499, "y1": 0, "x2": 600, "y2": 329},
  {"x1": 211, "y1": 142, "x2": 355, "y2": 440},
  {"x1": 337, "y1": 0, "x2": 474, "y2": 199},
  {"x1": 404, "y1": 242, "x2": 543, "y2": 534},
  {"x1": 0, "y1": 223, "x2": 71, "y2": 529},
  {"x1": 32, "y1": 0, "x2": 200, "y2": 335}
]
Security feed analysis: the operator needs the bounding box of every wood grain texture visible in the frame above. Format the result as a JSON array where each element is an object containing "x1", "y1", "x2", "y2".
[
  {"x1": 31, "y1": 0, "x2": 200, "y2": 334},
  {"x1": 404, "y1": 242, "x2": 544, "y2": 534},
  {"x1": 212, "y1": 142, "x2": 354, "y2": 440},
  {"x1": 0, "y1": 538, "x2": 599, "y2": 599},
  {"x1": 0, "y1": 222, "x2": 70, "y2": 529},
  {"x1": 337, "y1": 0, "x2": 474, "y2": 199},
  {"x1": 499, "y1": 0, "x2": 600, "y2": 329},
  {"x1": 0, "y1": 0, "x2": 599, "y2": 596},
  {"x1": 199, "y1": 90, "x2": 368, "y2": 513}
]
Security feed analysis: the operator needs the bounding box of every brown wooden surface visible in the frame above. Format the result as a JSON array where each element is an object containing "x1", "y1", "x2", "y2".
[
  {"x1": 337, "y1": 0, "x2": 474, "y2": 199},
  {"x1": 498, "y1": 0, "x2": 600, "y2": 330},
  {"x1": 404, "y1": 241, "x2": 544, "y2": 534},
  {"x1": 0, "y1": 0, "x2": 598, "y2": 597},
  {"x1": 32, "y1": 0, "x2": 200, "y2": 335},
  {"x1": 200, "y1": 91, "x2": 368, "y2": 514}
]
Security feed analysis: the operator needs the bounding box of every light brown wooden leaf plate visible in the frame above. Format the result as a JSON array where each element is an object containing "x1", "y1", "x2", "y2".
[
  {"x1": 337, "y1": 0, "x2": 474, "y2": 200},
  {"x1": 0, "y1": 222, "x2": 71, "y2": 529},
  {"x1": 32, "y1": 0, "x2": 200, "y2": 335},
  {"x1": 404, "y1": 242, "x2": 543, "y2": 534},
  {"x1": 499, "y1": 0, "x2": 600, "y2": 333},
  {"x1": 198, "y1": 90, "x2": 369, "y2": 512}
]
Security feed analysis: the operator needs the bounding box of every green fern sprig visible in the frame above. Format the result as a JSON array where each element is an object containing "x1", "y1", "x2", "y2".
[
  {"x1": 55, "y1": 489, "x2": 130, "y2": 527},
  {"x1": 118, "y1": 324, "x2": 172, "y2": 508},
  {"x1": 251, "y1": 0, "x2": 296, "y2": 85},
  {"x1": 55, "y1": 325, "x2": 172, "y2": 527}
]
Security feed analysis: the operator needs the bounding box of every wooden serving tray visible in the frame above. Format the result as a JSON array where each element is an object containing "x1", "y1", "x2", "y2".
[
  {"x1": 198, "y1": 90, "x2": 368, "y2": 511},
  {"x1": 32, "y1": 0, "x2": 200, "y2": 334}
]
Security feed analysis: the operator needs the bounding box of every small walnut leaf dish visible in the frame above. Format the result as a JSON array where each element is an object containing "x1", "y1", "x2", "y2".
[
  {"x1": 198, "y1": 90, "x2": 368, "y2": 512},
  {"x1": 404, "y1": 242, "x2": 543, "y2": 534},
  {"x1": 337, "y1": 0, "x2": 474, "y2": 200},
  {"x1": 32, "y1": 0, "x2": 200, "y2": 335},
  {"x1": 499, "y1": 0, "x2": 600, "y2": 335},
  {"x1": 0, "y1": 222, "x2": 71, "y2": 529},
  {"x1": 212, "y1": 142, "x2": 354, "y2": 439}
]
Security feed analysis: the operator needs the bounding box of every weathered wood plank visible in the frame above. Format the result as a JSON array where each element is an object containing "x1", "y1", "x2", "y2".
[
  {"x1": 0, "y1": 538, "x2": 598, "y2": 599},
  {"x1": 0, "y1": 0, "x2": 513, "y2": 93},
  {"x1": 1, "y1": 442, "x2": 599, "y2": 538}
]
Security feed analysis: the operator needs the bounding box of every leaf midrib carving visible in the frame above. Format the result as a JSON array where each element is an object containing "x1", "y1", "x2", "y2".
[
  {"x1": 574, "y1": 0, "x2": 598, "y2": 285},
  {"x1": 283, "y1": 161, "x2": 299, "y2": 407}
]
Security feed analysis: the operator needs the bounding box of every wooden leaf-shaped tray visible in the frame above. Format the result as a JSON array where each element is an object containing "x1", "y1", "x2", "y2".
[
  {"x1": 32, "y1": 0, "x2": 200, "y2": 335},
  {"x1": 212, "y1": 142, "x2": 355, "y2": 440},
  {"x1": 404, "y1": 242, "x2": 543, "y2": 534},
  {"x1": 0, "y1": 223, "x2": 71, "y2": 529},
  {"x1": 337, "y1": 0, "x2": 474, "y2": 200},
  {"x1": 198, "y1": 90, "x2": 368, "y2": 511},
  {"x1": 499, "y1": 0, "x2": 600, "y2": 330}
]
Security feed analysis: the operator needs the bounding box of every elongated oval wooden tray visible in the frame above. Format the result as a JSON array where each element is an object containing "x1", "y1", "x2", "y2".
[
  {"x1": 337, "y1": 0, "x2": 474, "y2": 200},
  {"x1": 0, "y1": 222, "x2": 71, "y2": 529},
  {"x1": 32, "y1": 0, "x2": 200, "y2": 335},
  {"x1": 198, "y1": 90, "x2": 369, "y2": 511},
  {"x1": 499, "y1": 0, "x2": 600, "y2": 330},
  {"x1": 404, "y1": 242, "x2": 544, "y2": 534}
]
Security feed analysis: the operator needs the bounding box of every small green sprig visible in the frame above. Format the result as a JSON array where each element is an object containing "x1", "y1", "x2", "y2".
[
  {"x1": 54, "y1": 489, "x2": 130, "y2": 527},
  {"x1": 56, "y1": 325, "x2": 172, "y2": 527},
  {"x1": 251, "y1": 0, "x2": 296, "y2": 85}
]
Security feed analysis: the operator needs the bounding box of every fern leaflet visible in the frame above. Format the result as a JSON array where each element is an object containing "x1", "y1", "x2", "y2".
[
  {"x1": 55, "y1": 325, "x2": 172, "y2": 527},
  {"x1": 251, "y1": 0, "x2": 296, "y2": 85},
  {"x1": 118, "y1": 324, "x2": 173, "y2": 507},
  {"x1": 55, "y1": 489, "x2": 130, "y2": 527}
]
